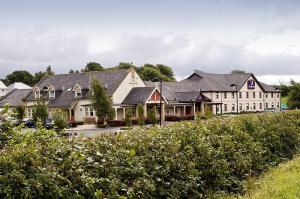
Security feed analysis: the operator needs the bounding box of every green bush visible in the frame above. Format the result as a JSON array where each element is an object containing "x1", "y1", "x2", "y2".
[{"x1": 0, "y1": 111, "x2": 299, "y2": 198}]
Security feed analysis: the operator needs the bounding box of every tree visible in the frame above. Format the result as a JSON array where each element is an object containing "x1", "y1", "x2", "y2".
[
  {"x1": 148, "y1": 107, "x2": 157, "y2": 126},
  {"x1": 6, "y1": 70, "x2": 35, "y2": 86},
  {"x1": 45, "y1": 66, "x2": 55, "y2": 76},
  {"x1": 91, "y1": 78, "x2": 115, "y2": 126},
  {"x1": 157, "y1": 64, "x2": 175, "y2": 81},
  {"x1": 34, "y1": 66, "x2": 55, "y2": 84},
  {"x1": 138, "y1": 64, "x2": 175, "y2": 82},
  {"x1": 116, "y1": 62, "x2": 135, "y2": 69},
  {"x1": 275, "y1": 83, "x2": 291, "y2": 97},
  {"x1": 82, "y1": 62, "x2": 104, "y2": 72},
  {"x1": 287, "y1": 80, "x2": 300, "y2": 109},
  {"x1": 32, "y1": 99, "x2": 48, "y2": 125},
  {"x1": 137, "y1": 103, "x2": 144, "y2": 126},
  {"x1": 52, "y1": 110, "x2": 68, "y2": 133},
  {"x1": 15, "y1": 105, "x2": 25, "y2": 121},
  {"x1": 231, "y1": 70, "x2": 246, "y2": 74},
  {"x1": 69, "y1": 69, "x2": 74, "y2": 74}
]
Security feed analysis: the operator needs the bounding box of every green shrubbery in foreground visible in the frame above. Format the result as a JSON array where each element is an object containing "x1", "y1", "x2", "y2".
[{"x1": 0, "y1": 111, "x2": 300, "y2": 198}]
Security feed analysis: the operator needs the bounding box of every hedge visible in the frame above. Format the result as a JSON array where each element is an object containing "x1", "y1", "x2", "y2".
[{"x1": 0, "y1": 111, "x2": 299, "y2": 198}]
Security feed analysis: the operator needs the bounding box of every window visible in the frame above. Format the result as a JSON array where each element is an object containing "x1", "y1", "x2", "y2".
[
  {"x1": 271, "y1": 93, "x2": 274, "y2": 98},
  {"x1": 277, "y1": 93, "x2": 279, "y2": 98},
  {"x1": 49, "y1": 89, "x2": 55, "y2": 98},
  {"x1": 1, "y1": 89, "x2": 5, "y2": 92},
  {"x1": 277, "y1": 102, "x2": 280, "y2": 108},
  {"x1": 239, "y1": 103, "x2": 242, "y2": 111},
  {"x1": 215, "y1": 92, "x2": 219, "y2": 99},
  {"x1": 75, "y1": 88, "x2": 82, "y2": 98},
  {"x1": 239, "y1": 92, "x2": 242, "y2": 99},
  {"x1": 253, "y1": 103, "x2": 256, "y2": 110},
  {"x1": 224, "y1": 104, "x2": 227, "y2": 111},
  {"x1": 259, "y1": 103, "x2": 263, "y2": 109},
  {"x1": 266, "y1": 102, "x2": 268, "y2": 109},
  {"x1": 231, "y1": 92, "x2": 235, "y2": 99},
  {"x1": 259, "y1": 92, "x2": 262, "y2": 98},
  {"x1": 246, "y1": 92, "x2": 249, "y2": 99},
  {"x1": 271, "y1": 102, "x2": 274, "y2": 108},
  {"x1": 253, "y1": 92, "x2": 256, "y2": 98},
  {"x1": 265, "y1": 93, "x2": 268, "y2": 98},
  {"x1": 85, "y1": 107, "x2": 95, "y2": 117},
  {"x1": 34, "y1": 89, "x2": 40, "y2": 99},
  {"x1": 246, "y1": 103, "x2": 249, "y2": 110},
  {"x1": 231, "y1": 104, "x2": 235, "y2": 111},
  {"x1": 27, "y1": 108, "x2": 33, "y2": 118},
  {"x1": 224, "y1": 92, "x2": 227, "y2": 99}
]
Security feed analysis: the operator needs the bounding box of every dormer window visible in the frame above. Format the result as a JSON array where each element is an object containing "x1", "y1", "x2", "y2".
[
  {"x1": 49, "y1": 89, "x2": 55, "y2": 99},
  {"x1": 73, "y1": 84, "x2": 82, "y2": 98},
  {"x1": 34, "y1": 89, "x2": 40, "y2": 99}
]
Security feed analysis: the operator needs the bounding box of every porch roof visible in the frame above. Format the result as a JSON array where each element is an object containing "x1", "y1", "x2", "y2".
[{"x1": 122, "y1": 87, "x2": 156, "y2": 105}]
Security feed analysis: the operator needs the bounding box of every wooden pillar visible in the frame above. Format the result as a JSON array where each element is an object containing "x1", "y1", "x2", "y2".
[
  {"x1": 161, "y1": 103, "x2": 165, "y2": 122},
  {"x1": 173, "y1": 106, "x2": 176, "y2": 115},
  {"x1": 193, "y1": 103, "x2": 196, "y2": 115},
  {"x1": 201, "y1": 102, "x2": 205, "y2": 115},
  {"x1": 114, "y1": 108, "x2": 118, "y2": 120},
  {"x1": 143, "y1": 103, "x2": 147, "y2": 117},
  {"x1": 183, "y1": 106, "x2": 186, "y2": 116},
  {"x1": 123, "y1": 108, "x2": 126, "y2": 119}
]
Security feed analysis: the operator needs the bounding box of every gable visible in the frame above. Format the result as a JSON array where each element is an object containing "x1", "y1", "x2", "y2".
[{"x1": 239, "y1": 74, "x2": 264, "y2": 92}]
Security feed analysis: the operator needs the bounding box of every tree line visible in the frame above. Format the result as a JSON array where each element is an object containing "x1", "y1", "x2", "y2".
[{"x1": 0, "y1": 62, "x2": 176, "y2": 86}]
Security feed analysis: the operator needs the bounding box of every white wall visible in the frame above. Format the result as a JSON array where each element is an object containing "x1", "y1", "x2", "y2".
[{"x1": 112, "y1": 69, "x2": 146, "y2": 104}]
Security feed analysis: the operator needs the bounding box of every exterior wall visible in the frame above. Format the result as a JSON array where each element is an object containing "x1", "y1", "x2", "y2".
[
  {"x1": 204, "y1": 76, "x2": 281, "y2": 114},
  {"x1": 0, "y1": 88, "x2": 7, "y2": 98},
  {"x1": 112, "y1": 69, "x2": 146, "y2": 104}
]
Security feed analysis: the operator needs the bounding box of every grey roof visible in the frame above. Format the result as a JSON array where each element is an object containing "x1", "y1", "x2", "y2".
[
  {"x1": 182, "y1": 70, "x2": 278, "y2": 92},
  {"x1": 259, "y1": 82, "x2": 279, "y2": 92},
  {"x1": 122, "y1": 87, "x2": 156, "y2": 105},
  {"x1": 24, "y1": 69, "x2": 130, "y2": 108},
  {"x1": 0, "y1": 89, "x2": 31, "y2": 107}
]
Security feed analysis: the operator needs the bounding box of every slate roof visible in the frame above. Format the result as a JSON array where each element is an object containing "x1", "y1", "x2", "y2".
[
  {"x1": 0, "y1": 89, "x2": 31, "y2": 107},
  {"x1": 122, "y1": 87, "x2": 156, "y2": 105},
  {"x1": 181, "y1": 70, "x2": 278, "y2": 92},
  {"x1": 24, "y1": 69, "x2": 130, "y2": 108},
  {"x1": 259, "y1": 82, "x2": 279, "y2": 92}
]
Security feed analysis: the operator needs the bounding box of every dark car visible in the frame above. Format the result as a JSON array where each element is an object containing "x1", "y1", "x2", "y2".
[
  {"x1": 22, "y1": 118, "x2": 36, "y2": 128},
  {"x1": 45, "y1": 118, "x2": 54, "y2": 129}
]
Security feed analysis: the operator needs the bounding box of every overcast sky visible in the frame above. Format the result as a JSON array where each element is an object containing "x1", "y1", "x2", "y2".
[{"x1": 1, "y1": 0, "x2": 300, "y2": 84}]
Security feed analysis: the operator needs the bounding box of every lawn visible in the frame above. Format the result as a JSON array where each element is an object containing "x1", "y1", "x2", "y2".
[{"x1": 234, "y1": 155, "x2": 300, "y2": 199}]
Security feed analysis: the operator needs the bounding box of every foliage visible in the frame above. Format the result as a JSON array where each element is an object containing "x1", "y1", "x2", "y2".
[
  {"x1": 15, "y1": 105, "x2": 25, "y2": 121},
  {"x1": 138, "y1": 64, "x2": 175, "y2": 82},
  {"x1": 275, "y1": 83, "x2": 291, "y2": 97},
  {"x1": 137, "y1": 103, "x2": 144, "y2": 126},
  {"x1": 52, "y1": 110, "x2": 68, "y2": 133},
  {"x1": 82, "y1": 62, "x2": 104, "y2": 72},
  {"x1": 287, "y1": 80, "x2": 300, "y2": 109},
  {"x1": 32, "y1": 99, "x2": 48, "y2": 125},
  {"x1": 0, "y1": 111, "x2": 299, "y2": 198},
  {"x1": 5, "y1": 70, "x2": 35, "y2": 86},
  {"x1": 91, "y1": 78, "x2": 115, "y2": 125},
  {"x1": 231, "y1": 69, "x2": 246, "y2": 74},
  {"x1": 125, "y1": 109, "x2": 133, "y2": 127},
  {"x1": 148, "y1": 107, "x2": 157, "y2": 126},
  {"x1": 34, "y1": 66, "x2": 55, "y2": 83}
]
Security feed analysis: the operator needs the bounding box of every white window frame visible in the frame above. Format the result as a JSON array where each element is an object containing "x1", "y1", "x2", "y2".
[
  {"x1": 49, "y1": 89, "x2": 55, "y2": 99},
  {"x1": 34, "y1": 89, "x2": 40, "y2": 99}
]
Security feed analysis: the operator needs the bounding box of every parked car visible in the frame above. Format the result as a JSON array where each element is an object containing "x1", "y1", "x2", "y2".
[
  {"x1": 22, "y1": 118, "x2": 36, "y2": 128},
  {"x1": 45, "y1": 118, "x2": 54, "y2": 129}
]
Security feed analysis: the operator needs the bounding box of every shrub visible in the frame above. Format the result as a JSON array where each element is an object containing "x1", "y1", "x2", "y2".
[
  {"x1": 52, "y1": 111, "x2": 68, "y2": 133},
  {"x1": 148, "y1": 107, "x2": 157, "y2": 126},
  {"x1": 125, "y1": 109, "x2": 133, "y2": 127},
  {"x1": 0, "y1": 111, "x2": 299, "y2": 198}
]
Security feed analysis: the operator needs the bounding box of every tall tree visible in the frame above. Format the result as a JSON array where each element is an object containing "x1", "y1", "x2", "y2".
[
  {"x1": 32, "y1": 98, "x2": 48, "y2": 125},
  {"x1": 91, "y1": 78, "x2": 115, "y2": 125},
  {"x1": 82, "y1": 62, "x2": 104, "y2": 72},
  {"x1": 45, "y1": 66, "x2": 55, "y2": 76},
  {"x1": 6, "y1": 70, "x2": 35, "y2": 86},
  {"x1": 116, "y1": 62, "x2": 135, "y2": 69},
  {"x1": 287, "y1": 80, "x2": 300, "y2": 109},
  {"x1": 157, "y1": 64, "x2": 175, "y2": 81}
]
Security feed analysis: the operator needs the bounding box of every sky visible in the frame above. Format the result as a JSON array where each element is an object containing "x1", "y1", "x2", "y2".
[{"x1": 1, "y1": 0, "x2": 300, "y2": 84}]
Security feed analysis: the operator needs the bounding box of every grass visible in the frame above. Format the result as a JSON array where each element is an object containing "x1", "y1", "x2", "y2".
[{"x1": 229, "y1": 155, "x2": 300, "y2": 199}]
